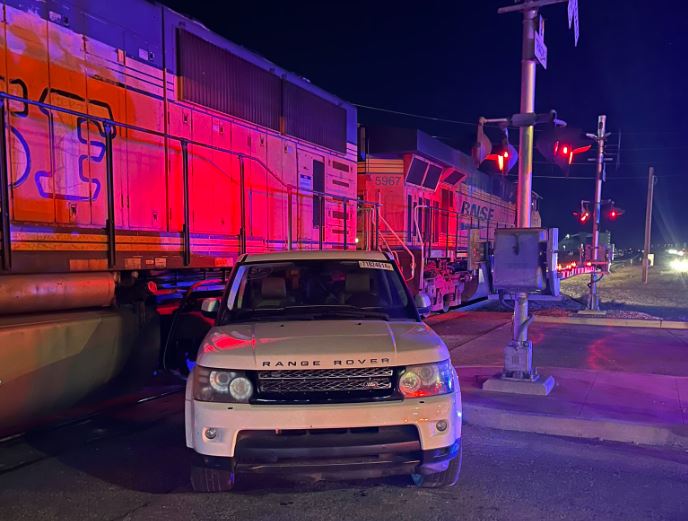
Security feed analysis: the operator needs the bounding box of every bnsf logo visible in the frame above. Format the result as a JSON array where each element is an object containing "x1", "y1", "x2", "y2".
[{"x1": 460, "y1": 201, "x2": 496, "y2": 221}]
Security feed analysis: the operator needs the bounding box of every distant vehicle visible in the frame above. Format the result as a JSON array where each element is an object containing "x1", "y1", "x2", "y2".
[{"x1": 185, "y1": 250, "x2": 462, "y2": 491}]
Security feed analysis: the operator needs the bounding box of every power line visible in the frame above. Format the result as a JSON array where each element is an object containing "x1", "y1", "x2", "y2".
[
  {"x1": 510, "y1": 174, "x2": 682, "y2": 180},
  {"x1": 353, "y1": 103, "x2": 479, "y2": 127}
]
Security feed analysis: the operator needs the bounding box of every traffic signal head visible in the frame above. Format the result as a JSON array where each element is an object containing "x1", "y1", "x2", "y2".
[{"x1": 536, "y1": 125, "x2": 592, "y2": 174}]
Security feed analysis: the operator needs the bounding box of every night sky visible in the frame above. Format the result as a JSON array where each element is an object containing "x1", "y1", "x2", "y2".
[{"x1": 162, "y1": 0, "x2": 688, "y2": 249}]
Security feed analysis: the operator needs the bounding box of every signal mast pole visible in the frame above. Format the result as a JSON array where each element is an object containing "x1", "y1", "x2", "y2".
[
  {"x1": 493, "y1": 0, "x2": 570, "y2": 394},
  {"x1": 512, "y1": 7, "x2": 537, "y2": 349},
  {"x1": 498, "y1": 0, "x2": 567, "y2": 375},
  {"x1": 587, "y1": 115, "x2": 607, "y2": 310}
]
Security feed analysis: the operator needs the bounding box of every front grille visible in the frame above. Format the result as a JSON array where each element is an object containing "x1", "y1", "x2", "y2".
[{"x1": 254, "y1": 368, "x2": 398, "y2": 404}]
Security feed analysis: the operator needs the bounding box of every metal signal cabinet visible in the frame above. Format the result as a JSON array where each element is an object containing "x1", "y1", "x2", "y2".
[{"x1": 358, "y1": 127, "x2": 534, "y2": 312}]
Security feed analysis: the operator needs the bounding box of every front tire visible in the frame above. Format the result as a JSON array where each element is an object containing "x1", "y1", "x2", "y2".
[
  {"x1": 190, "y1": 457, "x2": 236, "y2": 492},
  {"x1": 411, "y1": 445, "x2": 462, "y2": 488}
]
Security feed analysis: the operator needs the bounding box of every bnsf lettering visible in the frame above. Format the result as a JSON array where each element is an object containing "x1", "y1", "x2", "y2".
[{"x1": 461, "y1": 201, "x2": 495, "y2": 221}]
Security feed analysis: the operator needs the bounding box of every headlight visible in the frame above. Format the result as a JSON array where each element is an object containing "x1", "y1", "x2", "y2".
[
  {"x1": 670, "y1": 259, "x2": 688, "y2": 273},
  {"x1": 193, "y1": 366, "x2": 254, "y2": 403},
  {"x1": 398, "y1": 360, "x2": 455, "y2": 398}
]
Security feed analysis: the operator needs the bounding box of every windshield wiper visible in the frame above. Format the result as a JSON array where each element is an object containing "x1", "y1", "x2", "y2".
[
  {"x1": 232, "y1": 305, "x2": 391, "y2": 322},
  {"x1": 283, "y1": 305, "x2": 390, "y2": 321}
]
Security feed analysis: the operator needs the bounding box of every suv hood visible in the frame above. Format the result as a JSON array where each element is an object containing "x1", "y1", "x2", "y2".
[{"x1": 196, "y1": 320, "x2": 449, "y2": 370}]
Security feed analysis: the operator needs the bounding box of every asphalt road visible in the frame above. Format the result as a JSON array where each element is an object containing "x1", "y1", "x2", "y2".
[
  {"x1": 1, "y1": 393, "x2": 686, "y2": 521},
  {"x1": 428, "y1": 311, "x2": 688, "y2": 377}
]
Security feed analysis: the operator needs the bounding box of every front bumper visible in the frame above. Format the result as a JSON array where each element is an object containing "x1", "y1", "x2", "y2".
[
  {"x1": 186, "y1": 386, "x2": 461, "y2": 479},
  {"x1": 193, "y1": 434, "x2": 461, "y2": 480}
]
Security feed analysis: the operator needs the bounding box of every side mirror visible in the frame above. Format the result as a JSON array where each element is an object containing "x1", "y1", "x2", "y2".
[
  {"x1": 201, "y1": 297, "x2": 220, "y2": 318},
  {"x1": 414, "y1": 292, "x2": 432, "y2": 317}
]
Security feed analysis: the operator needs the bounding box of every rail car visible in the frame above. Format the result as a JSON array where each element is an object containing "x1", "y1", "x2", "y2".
[
  {"x1": 0, "y1": 0, "x2": 363, "y2": 428},
  {"x1": 357, "y1": 126, "x2": 540, "y2": 312},
  {"x1": 0, "y1": 0, "x2": 538, "y2": 428}
]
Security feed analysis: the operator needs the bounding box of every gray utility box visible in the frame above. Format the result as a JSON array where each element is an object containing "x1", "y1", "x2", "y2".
[{"x1": 492, "y1": 228, "x2": 549, "y2": 292}]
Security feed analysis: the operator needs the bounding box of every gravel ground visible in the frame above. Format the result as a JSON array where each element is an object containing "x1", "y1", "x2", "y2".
[{"x1": 486, "y1": 258, "x2": 688, "y2": 321}]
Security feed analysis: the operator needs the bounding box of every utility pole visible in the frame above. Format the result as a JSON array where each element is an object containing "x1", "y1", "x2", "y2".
[
  {"x1": 587, "y1": 115, "x2": 607, "y2": 310},
  {"x1": 642, "y1": 166, "x2": 655, "y2": 284}
]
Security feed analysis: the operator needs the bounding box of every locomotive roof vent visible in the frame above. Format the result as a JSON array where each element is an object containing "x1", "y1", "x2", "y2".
[{"x1": 441, "y1": 169, "x2": 466, "y2": 186}]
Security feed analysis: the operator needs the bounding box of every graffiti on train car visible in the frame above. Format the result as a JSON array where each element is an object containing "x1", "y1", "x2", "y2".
[
  {"x1": 7, "y1": 85, "x2": 116, "y2": 202},
  {"x1": 1, "y1": 77, "x2": 31, "y2": 189}
]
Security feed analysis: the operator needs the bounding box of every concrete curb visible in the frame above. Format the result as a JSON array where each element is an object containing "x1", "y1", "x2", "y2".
[
  {"x1": 533, "y1": 315, "x2": 688, "y2": 330},
  {"x1": 463, "y1": 402, "x2": 688, "y2": 449}
]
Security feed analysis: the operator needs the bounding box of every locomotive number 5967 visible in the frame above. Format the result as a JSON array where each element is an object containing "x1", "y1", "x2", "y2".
[{"x1": 374, "y1": 176, "x2": 402, "y2": 186}]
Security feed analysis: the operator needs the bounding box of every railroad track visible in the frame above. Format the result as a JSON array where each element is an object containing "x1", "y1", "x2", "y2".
[{"x1": 0, "y1": 386, "x2": 184, "y2": 476}]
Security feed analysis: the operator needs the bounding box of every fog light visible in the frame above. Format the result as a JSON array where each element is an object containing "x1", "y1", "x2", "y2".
[
  {"x1": 205, "y1": 427, "x2": 217, "y2": 440},
  {"x1": 436, "y1": 420, "x2": 448, "y2": 432}
]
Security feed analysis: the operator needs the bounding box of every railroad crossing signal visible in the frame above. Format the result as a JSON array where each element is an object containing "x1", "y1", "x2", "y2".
[
  {"x1": 573, "y1": 200, "x2": 624, "y2": 224},
  {"x1": 607, "y1": 204, "x2": 625, "y2": 220},
  {"x1": 536, "y1": 125, "x2": 592, "y2": 174},
  {"x1": 572, "y1": 200, "x2": 591, "y2": 224},
  {"x1": 486, "y1": 142, "x2": 518, "y2": 174}
]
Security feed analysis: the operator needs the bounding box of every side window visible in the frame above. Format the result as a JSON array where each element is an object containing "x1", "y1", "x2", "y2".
[
  {"x1": 313, "y1": 160, "x2": 325, "y2": 227},
  {"x1": 432, "y1": 201, "x2": 439, "y2": 242},
  {"x1": 424, "y1": 197, "x2": 431, "y2": 241},
  {"x1": 407, "y1": 194, "x2": 413, "y2": 242},
  {"x1": 387, "y1": 270, "x2": 409, "y2": 307}
]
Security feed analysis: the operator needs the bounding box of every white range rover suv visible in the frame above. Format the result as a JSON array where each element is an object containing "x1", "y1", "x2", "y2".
[{"x1": 185, "y1": 250, "x2": 462, "y2": 491}]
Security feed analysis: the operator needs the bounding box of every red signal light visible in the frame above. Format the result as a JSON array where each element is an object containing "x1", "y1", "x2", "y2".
[
  {"x1": 562, "y1": 145, "x2": 569, "y2": 155},
  {"x1": 574, "y1": 144, "x2": 592, "y2": 155},
  {"x1": 486, "y1": 149, "x2": 512, "y2": 173},
  {"x1": 607, "y1": 205, "x2": 624, "y2": 220},
  {"x1": 579, "y1": 211, "x2": 590, "y2": 224}
]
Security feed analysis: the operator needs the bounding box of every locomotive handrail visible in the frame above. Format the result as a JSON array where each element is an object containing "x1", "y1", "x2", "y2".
[
  {"x1": 0, "y1": 91, "x2": 289, "y2": 190},
  {"x1": 377, "y1": 212, "x2": 415, "y2": 282},
  {"x1": 0, "y1": 92, "x2": 381, "y2": 268},
  {"x1": 0, "y1": 91, "x2": 380, "y2": 207},
  {"x1": 413, "y1": 205, "x2": 429, "y2": 282},
  {"x1": 0, "y1": 104, "x2": 10, "y2": 270},
  {"x1": 413, "y1": 204, "x2": 493, "y2": 281}
]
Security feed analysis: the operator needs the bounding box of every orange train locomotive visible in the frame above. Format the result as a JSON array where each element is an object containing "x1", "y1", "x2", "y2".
[
  {"x1": 0, "y1": 0, "x2": 538, "y2": 427},
  {"x1": 358, "y1": 127, "x2": 540, "y2": 312}
]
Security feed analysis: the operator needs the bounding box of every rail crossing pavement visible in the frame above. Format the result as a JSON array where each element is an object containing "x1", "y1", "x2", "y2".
[
  {"x1": 427, "y1": 311, "x2": 688, "y2": 448},
  {"x1": 0, "y1": 311, "x2": 686, "y2": 521},
  {"x1": 4, "y1": 310, "x2": 687, "y2": 449}
]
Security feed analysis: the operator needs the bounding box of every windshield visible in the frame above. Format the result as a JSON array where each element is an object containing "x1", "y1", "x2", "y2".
[{"x1": 218, "y1": 259, "x2": 418, "y2": 323}]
